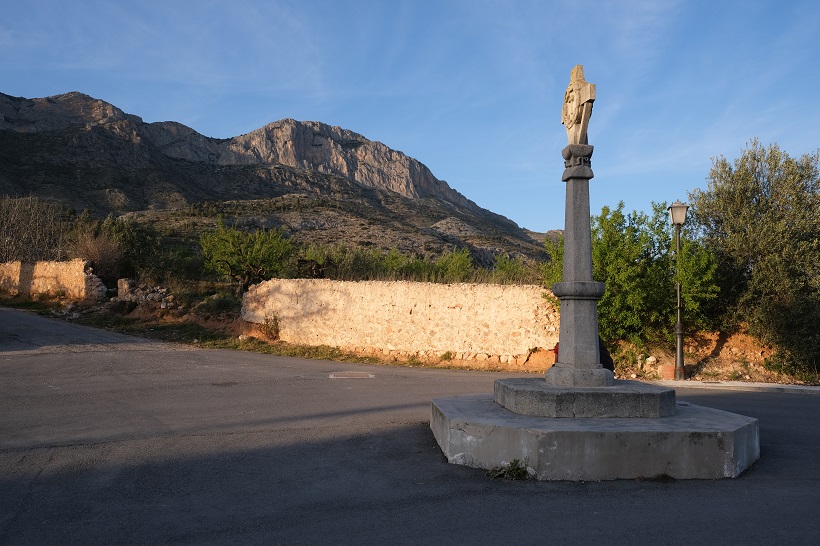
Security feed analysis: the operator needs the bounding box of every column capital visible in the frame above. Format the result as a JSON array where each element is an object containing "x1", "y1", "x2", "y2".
[{"x1": 561, "y1": 144, "x2": 594, "y2": 181}]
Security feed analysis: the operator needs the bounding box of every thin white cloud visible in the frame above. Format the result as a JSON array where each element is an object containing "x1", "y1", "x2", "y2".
[
  {"x1": 2, "y1": 0, "x2": 819, "y2": 232},
  {"x1": 600, "y1": 0, "x2": 684, "y2": 72}
]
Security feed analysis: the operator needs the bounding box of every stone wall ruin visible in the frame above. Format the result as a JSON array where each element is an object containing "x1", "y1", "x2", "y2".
[
  {"x1": 0, "y1": 259, "x2": 106, "y2": 302},
  {"x1": 242, "y1": 279, "x2": 559, "y2": 370}
]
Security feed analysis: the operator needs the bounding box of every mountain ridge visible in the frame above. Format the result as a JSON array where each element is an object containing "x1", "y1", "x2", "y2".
[
  {"x1": 0, "y1": 91, "x2": 548, "y2": 261},
  {"x1": 1, "y1": 91, "x2": 478, "y2": 209}
]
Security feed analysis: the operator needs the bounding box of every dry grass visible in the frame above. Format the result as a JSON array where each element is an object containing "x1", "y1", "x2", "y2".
[{"x1": 2, "y1": 292, "x2": 817, "y2": 384}]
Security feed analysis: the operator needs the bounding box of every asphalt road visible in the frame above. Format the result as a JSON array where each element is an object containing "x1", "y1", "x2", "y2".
[{"x1": 1, "y1": 308, "x2": 819, "y2": 545}]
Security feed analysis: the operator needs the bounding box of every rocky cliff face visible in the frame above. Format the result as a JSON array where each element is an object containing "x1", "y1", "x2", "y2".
[
  {"x1": 220, "y1": 120, "x2": 473, "y2": 208},
  {"x1": 0, "y1": 91, "x2": 544, "y2": 261},
  {"x1": 0, "y1": 92, "x2": 137, "y2": 133}
]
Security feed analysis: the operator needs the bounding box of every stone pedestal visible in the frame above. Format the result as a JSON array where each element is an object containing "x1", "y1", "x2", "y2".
[
  {"x1": 494, "y1": 378, "x2": 676, "y2": 418},
  {"x1": 547, "y1": 280, "x2": 613, "y2": 387},
  {"x1": 431, "y1": 394, "x2": 760, "y2": 480},
  {"x1": 429, "y1": 376, "x2": 759, "y2": 480}
]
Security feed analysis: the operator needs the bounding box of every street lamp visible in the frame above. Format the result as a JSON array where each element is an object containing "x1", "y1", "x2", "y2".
[{"x1": 668, "y1": 200, "x2": 689, "y2": 380}]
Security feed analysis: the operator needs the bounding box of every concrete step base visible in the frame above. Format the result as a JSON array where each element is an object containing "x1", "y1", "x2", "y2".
[
  {"x1": 431, "y1": 394, "x2": 760, "y2": 480},
  {"x1": 494, "y1": 378, "x2": 677, "y2": 418}
]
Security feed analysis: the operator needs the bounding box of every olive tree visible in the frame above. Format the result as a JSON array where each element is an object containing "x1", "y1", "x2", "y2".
[
  {"x1": 200, "y1": 221, "x2": 294, "y2": 293},
  {"x1": 690, "y1": 139, "x2": 820, "y2": 374}
]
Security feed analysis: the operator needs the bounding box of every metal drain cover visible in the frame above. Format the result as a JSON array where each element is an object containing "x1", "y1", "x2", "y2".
[{"x1": 329, "y1": 371, "x2": 375, "y2": 379}]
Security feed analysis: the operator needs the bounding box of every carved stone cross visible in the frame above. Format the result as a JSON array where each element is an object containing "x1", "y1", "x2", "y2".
[{"x1": 561, "y1": 65, "x2": 596, "y2": 145}]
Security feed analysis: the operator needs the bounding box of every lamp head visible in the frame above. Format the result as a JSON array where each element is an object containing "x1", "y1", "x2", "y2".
[{"x1": 668, "y1": 200, "x2": 689, "y2": 226}]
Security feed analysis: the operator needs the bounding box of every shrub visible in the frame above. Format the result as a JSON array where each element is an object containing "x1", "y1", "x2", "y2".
[
  {"x1": 0, "y1": 196, "x2": 70, "y2": 262},
  {"x1": 434, "y1": 247, "x2": 474, "y2": 283},
  {"x1": 545, "y1": 202, "x2": 719, "y2": 348}
]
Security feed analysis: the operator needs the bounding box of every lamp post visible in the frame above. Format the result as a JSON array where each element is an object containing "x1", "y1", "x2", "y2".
[{"x1": 668, "y1": 200, "x2": 689, "y2": 380}]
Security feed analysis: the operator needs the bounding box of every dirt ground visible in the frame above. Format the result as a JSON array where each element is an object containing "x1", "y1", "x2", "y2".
[
  {"x1": 613, "y1": 330, "x2": 804, "y2": 384},
  {"x1": 7, "y1": 293, "x2": 813, "y2": 385}
]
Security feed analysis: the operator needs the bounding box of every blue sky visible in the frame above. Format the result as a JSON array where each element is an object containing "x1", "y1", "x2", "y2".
[{"x1": 2, "y1": 0, "x2": 819, "y2": 231}]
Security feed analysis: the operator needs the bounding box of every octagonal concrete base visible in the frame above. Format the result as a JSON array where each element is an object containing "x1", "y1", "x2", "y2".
[{"x1": 431, "y1": 394, "x2": 759, "y2": 480}]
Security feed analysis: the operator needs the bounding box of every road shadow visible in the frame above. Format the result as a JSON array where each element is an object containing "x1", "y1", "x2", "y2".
[
  {"x1": 2, "y1": 389, "x2": 820, "y2": 544},
  {"x1": 0, "y1": 307, "x2": 171, "y2": 355}
]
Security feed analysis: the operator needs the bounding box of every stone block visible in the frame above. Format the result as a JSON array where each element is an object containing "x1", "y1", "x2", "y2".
[
  {"x1": 545, "y1": 365, "x2": 615, "y2": 387},
  {"x1": 494, "y1": 378, "x2": 676, "y2": 418},
  {"x1": 658, "y1": 363, "x2": 676, "y2": 380}
]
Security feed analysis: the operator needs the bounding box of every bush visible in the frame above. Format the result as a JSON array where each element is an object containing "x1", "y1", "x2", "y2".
[
  {"x1": 545, "y1": 202, "x2": 719, "y2": 347},
  {"x1": 295, "y1": 244, "x2": 545, "y2": 285},
  {"x1": 490, "y1": 253, "x2": 542, "y2": 285},
  {"x1": 434, "y1": 247, "x2": 474, "y2": 283},
  {"x1": 0, "y1": 196, "x2": 71, "y2": 262},
  {"x1": 68, "y1": 230, "x2": 126, "y2": 283},
  {"x1": 66, "y1": 214, "x2": 160, "y2": 284},
  {"x1": 200, "y1": 220, "x2": 294, "y2": 293}
]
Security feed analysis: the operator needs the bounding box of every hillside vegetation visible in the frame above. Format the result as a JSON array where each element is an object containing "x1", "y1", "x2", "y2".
[{"x1": 0, "y1": 91, "x2": 548, "y2": 263}]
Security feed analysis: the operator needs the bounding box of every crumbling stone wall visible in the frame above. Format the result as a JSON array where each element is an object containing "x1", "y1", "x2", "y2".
[
  {"x1": 117, "y1": 278, "x2": 175, "y2": 307},
  {"x1": 0, "y1": 259, "x2": 106, "y2": 301},
  {"x1": 242, "y1": 279, "x2": 559, "y2": 368}
]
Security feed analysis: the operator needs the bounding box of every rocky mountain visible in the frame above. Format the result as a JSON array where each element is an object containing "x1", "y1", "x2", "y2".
[{"x1": 0, "y1": 91, "x2": 549, "y2": 261}]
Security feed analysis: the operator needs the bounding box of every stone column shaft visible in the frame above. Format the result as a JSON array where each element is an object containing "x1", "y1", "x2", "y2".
[
  {"x1": 562, "y1": 177, "x2": 594, "y2": 282},
  {"x1": 545, "y1": 144, "x2": 614, "y2": 387}
]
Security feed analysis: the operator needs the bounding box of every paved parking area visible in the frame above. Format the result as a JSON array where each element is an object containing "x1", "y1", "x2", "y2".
[{"x1": 1, "y1": 308, "x2": 819, "y2": 544}]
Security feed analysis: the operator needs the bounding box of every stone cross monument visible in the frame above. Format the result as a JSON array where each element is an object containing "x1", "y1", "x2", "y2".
[
  {"x1": 430, "y1": 64, "x2": 760, "y2": 481},
  {"x1": 545, "y1": 65, "x2": 614, "y2": 387}
]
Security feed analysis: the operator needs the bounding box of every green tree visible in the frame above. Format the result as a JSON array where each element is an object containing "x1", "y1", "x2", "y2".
[
  {"x1": 545, "y1": 202, "x2": 718, "y2": 347},
  {"x1": 99, "y1": 215, "x2": 159, "y2": 275},
  {"x1": 591, "y1": 203, "x2": 670, "y2": 343},
  {"x1": 690, "y1": 140, "x2": 820, "y2": 374},
  {"x1": 543, "y1": 235, "x2": 564, "y2": 293},
  {"x1": 200, "y1": 221, "x2": 294, "y2": 293}
]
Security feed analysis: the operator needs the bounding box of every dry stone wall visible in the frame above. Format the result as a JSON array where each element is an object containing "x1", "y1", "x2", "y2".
[
  {"x1": 0, "y1": 259, "x2": 106, "y2": 301},
  {"x1": 242, "y1": 279, "x2": 559, "y2": 368}
]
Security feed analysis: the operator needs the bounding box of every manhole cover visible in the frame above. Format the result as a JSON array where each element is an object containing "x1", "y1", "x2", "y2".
[{"x1": 329, "y1": 371, "x2": 375, "y2": 379}]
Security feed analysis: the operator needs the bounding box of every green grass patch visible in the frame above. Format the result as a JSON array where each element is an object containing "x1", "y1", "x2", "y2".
[
  {"x1": 143, "y1": 322, "x2": 229, "y2": 343},
  {"x1": 195, "y1": 292, "x2": 242, "y2": 315},
  {"x1": 487, "y1": 459, "x2": 531, "y2": 480},
  {"x1": 202, "y1": 337, "x2": 383, "y2": 364},
  {"x1": 75, "y1": 311, "x2": 143, "y2": 332}
]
